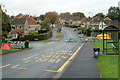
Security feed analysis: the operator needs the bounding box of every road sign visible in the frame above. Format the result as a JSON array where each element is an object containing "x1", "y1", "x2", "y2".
[{"x1": 1, "y1": 43, "x2": 11, "y2": 50}]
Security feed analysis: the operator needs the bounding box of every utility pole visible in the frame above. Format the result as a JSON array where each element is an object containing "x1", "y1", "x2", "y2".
[{"x1": 89, "y1": 12, "x2": 94, "y2": 41}]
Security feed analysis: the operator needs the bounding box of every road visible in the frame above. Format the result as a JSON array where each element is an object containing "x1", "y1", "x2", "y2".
[{"x1": 1, "y1": 27, "x2": 83, "y2": 78}]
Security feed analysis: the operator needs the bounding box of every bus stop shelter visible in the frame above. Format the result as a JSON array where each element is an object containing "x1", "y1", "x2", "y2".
[{"x1": 103, "y1": 26, "x2": 120, "y2": 55}]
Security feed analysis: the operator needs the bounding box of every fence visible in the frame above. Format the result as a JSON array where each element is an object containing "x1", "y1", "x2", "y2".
[{"x1": 7, "y1": 41, "x2": 25, "y2": 49}]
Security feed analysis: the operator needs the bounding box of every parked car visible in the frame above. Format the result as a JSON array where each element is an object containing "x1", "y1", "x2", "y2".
[
  {"x1": 78, "y1": 32, "x2": 82, "y2": 34},
  {"x1": 74, "y1": 28, "x2": 77, "y2": 31},
  {"x1": 84, "y1": 38, "x2": 89, "y2": 42}
]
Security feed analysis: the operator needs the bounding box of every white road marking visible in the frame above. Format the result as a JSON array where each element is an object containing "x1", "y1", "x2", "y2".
[
  {"x1": 47, "y1": 42, "x2": 54, "y2": 44},
  {"x1": 0, "y1": 64, "x2": 11, "y2": 69},
  {"x1": 22, "y1": 54, "x2": 39, "y2": 61}
]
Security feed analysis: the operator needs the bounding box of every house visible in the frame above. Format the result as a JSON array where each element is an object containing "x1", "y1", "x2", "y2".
[
  {"x1": 10, "y1": 14, "x2": 41, "y2": 37},
  {"x1": 79, "y1": 17, "x2": 89, "y2": 28},
  {"x1": 99, "y1": 17, "x2": 112, "y2": 30},
  {"x1": 99, "y1": 17, "x2": 120, "y2": 30},
  {"x1": 90, "y1": 17, "x2": 101, "y2": 29}
]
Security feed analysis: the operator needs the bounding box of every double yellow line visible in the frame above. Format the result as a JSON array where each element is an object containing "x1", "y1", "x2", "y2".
[{"x1": 45, "y1": 43, "x2": 84, "y2": 72}]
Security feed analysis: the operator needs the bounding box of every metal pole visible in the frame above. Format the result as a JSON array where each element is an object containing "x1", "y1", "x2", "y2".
[{"x1": 89, "y1": 12, "x2": 94, "y2": 41}]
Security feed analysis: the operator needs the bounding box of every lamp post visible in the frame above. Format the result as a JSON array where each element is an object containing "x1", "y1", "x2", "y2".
[{"x1": 89, "y1": 12, "x2": 94, "y2": 41}]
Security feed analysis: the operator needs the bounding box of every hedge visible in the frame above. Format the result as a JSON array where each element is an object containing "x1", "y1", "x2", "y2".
[{"x1": 24, "y1": 31, "x2": 52, "y2": 41}]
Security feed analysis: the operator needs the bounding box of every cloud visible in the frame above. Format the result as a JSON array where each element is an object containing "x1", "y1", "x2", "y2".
[{"x1": 1, "y1": 0, "x2": 119, "y2": 16}]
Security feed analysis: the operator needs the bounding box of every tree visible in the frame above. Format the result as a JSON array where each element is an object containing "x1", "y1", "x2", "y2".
[
  {"x1": 45, "y1": 12, "x2": 59, "y2": 25},
  {"x1": 72, "y1": 12, "x2": 85, "y2": 18},
  {"x1": 2, "y1": 11, "x2": 11, "y2": 40},
  {"x1": 94, "y1": 13, "x2": 105, "y2": 20},
  {"x1": 39, "y1": 14, "x2": 46, "y2": 21},
  {"x1": 40, "y1": 19, "x2": 51, "y2": 31},
  {"x1": 60, "y1": 12, "x2": 72, "y2": 18},
  {"x1": 107, "y1": 6, "x2": 120, "y2": 21}
]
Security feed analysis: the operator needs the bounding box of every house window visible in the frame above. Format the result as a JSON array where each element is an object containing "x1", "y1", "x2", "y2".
[
  {"x1": 18, "y1": 26, "x2": 22, "y2": 30},
  {"x1": 12, "y1": 26, "x2": 16, "y2": 30}
]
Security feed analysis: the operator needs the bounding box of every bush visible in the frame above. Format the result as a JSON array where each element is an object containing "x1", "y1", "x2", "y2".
[
  {"x1": 86, "y1": 28, "x2": 91, "y2": 36},
  {"x1": 24, "y1": 31, "x2": 52, "y2": 41},
  {"x1": 38, "y1": 30, "x2": 47, "y2": 34}
]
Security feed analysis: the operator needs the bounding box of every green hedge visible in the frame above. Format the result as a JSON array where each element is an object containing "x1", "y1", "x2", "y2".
[{"x1": 24, "y1": 31, "x2": 52, "y2": 41}]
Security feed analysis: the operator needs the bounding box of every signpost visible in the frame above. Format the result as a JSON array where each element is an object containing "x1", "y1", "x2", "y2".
[{"x1": 1, "y1": 43, "x2": 11, "y2": 50}]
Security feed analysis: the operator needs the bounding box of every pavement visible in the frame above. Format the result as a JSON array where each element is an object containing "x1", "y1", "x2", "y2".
[{"x1": 59, "y1": 42, "x2": 101, "y2": 79}]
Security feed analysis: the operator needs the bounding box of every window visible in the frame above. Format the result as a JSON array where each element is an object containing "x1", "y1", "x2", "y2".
[
  {"x1": 18, "y1": 26, "x2": 22, "y2": 30},
  {"x1": 12, "y1": 26, "x2": 16, "y2": 30}
]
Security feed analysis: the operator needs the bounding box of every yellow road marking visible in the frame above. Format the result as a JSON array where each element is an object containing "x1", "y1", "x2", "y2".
[
  {"x1": 39, "y1": 59, "x2": 43, "y2": 62},
  {"x1": 57, "y1": 43, "x2": 84, "y2": 72},
  {"x1": 11, "y1": 64, "x2": 27, "y2": 70},
  {"x1": 48, "y1": 59, "x2": 56, "y2": 63},
  {"x1": 11, "y1": 64, "x2": 20, "y2": 68},
  {"x1": 61, "y1": 56, "x2": 67, "y2": 59},
  {"x1": 35, "y1": 60, "x2": 40, "y2": 62},
  {"x1": 43, "y1": 59, "x2": 48, "y2": 62},
  {"x1": 45, "y1": 43, "x2": 84, "y2": 72},
  {"x1": 46, "y1": 55, "x2": 52, "y2": 58},
  {"x1": 24, "y1": 60, "x2": 31, "y2": 63},
  {"x1": 34, "y1": 57, "x2": 39, "y2": 59},
  {"x1": 56, "y1": 59, "x2": 61, "y2": 63}
]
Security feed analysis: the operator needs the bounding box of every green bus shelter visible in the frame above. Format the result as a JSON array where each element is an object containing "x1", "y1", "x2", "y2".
[{"x1": 103, "y1": 26, "x2": 120, "y2": 55}]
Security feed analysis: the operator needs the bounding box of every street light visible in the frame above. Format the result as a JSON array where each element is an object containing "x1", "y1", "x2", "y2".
[{"x1": 89, "y1": 12, "x2": 94, "y2": 41}]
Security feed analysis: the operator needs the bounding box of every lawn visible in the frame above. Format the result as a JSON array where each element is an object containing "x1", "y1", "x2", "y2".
[
  {"x1": 93, "y1": 40, "x2": 119, "y2": 78},
  {"x1": 0, "y1": 49, "x2": 21, "y2": 55},
  {"x1": 98, "y1": 55, "x2": 118, "y2": 78},
  {"x1": 56, "y1": 35, "x2": 63, "y2": 38},
  {"x1": 93, "y1": 40, "x2": 120, "y2": 52},
  {"x1": 31, "y1": 40, "x2": 53, "y2": 42}
]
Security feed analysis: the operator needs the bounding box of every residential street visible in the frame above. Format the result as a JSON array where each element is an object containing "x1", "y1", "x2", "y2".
[{"x1": 1, "y1": 27, "x2": 83, "y2": 78}]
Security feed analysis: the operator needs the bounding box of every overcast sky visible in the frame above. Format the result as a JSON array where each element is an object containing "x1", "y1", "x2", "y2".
[{"x1": 1, "y1": 0, "x2": 120, "y2": 17}]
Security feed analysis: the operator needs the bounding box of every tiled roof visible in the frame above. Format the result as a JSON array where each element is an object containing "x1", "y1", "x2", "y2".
[
  {"x1": 11, "y1": 17, "x2": 26, "y2": 25},
  {"x1": 27, "y1": 17, "x2": 38, "y2": 25},
  {"x1": 12, "y1": 15, "x2": 38, "y2": 25},
  {"x1": 23, "y1": 16, "x2": 38, "y2": 25},
  {"x1": 15, "y1": 13, "x2": 24, "y2": 18}
]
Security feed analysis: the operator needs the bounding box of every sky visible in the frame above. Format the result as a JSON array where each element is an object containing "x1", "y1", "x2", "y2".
[{"x1": 0, "y1": 0, "x2": 120, "y2": 17}]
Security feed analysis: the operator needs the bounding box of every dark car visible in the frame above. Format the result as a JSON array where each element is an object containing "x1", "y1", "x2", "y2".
[
  {"x1": 74, "y1": 28, "x2": 77, "y2": 31},
  {"x1": 78, "y1": 32, "x2": 81, "y2": 34}
]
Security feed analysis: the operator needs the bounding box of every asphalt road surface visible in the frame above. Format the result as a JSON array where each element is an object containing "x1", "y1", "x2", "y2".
[{"x1": 1, "y1": 27, "x2": 83, "y2": 78}]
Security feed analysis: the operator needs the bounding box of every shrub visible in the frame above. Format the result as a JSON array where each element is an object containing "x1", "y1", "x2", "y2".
[
  {"x1": 24, "y1": 31, "x2": 52, "y2": 41},
  {"x1": 38, "y1": 30, "x2": 47, "y2": 34}
]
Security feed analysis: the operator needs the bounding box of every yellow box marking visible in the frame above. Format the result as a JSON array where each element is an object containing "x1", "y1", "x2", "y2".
[
  {"x1": 61, "y1": 56, "x2": 67, "y2": 59},
  {"x1": 39, "y1": 59, "x2": 44, "y2": 62},
  {"x1": 46, "y1": 55, "x2": 52, "y2": 58},
  {"x1": 24, "y1": 60, "x2": 31, "y2": 63},
  {"x1": 43, "y1": 59, "x2": 48, "y2": 62},
  {"x1": 34, "y1": 57, "x2": 39, "y2": 59},
  {"x1": 56, "y1": 59, "x2": 61, "y2": 63},
  {"x1": 48, "y1": 59, "x2": 56, "y2": 63},
  {"x1": 45, "y1": 43, "x2": 84, "y2": 72}
]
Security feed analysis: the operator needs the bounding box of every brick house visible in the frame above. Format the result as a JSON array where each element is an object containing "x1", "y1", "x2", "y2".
[{"x1": 10, "y1": 15, "x2": 41, "y2": 36}]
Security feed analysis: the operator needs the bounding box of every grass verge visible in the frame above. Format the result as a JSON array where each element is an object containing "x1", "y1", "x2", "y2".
[
  {"x1": 93, "y1": 40, "x2": 119, "y2": 78},
  {"x1": 56, "y1": 35, "x2": 63, "y2": 38},
  {"x1": 30, "y1": 40, "x2": 53, "y2": 42},
  {"x1": 0, "y1": 49, "x2": 21, "y2": 55},
  {"x1": 98, "y1": 55, "x2": 118, "y2": 78}
]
